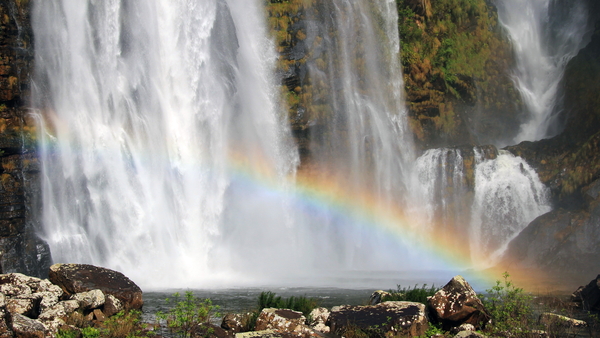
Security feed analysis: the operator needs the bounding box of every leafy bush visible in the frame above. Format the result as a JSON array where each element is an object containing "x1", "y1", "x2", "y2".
[
  {"x1": 156, "y1": 291, "x2": 221, "y2": 338},
  {"x1": 480, "y1": 272, "x2": 537, "y2": 337},
  {"x1": 382, "y1": 284, "x2": 438, "y2": 304}
]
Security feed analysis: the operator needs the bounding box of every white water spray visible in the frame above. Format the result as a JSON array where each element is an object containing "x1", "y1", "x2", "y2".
[
  {"x1": 497, "y1": 0, "x2": 590, "y2": 143},
  {"x1": 33, "y1": 0, "x2": 299, "y2": 288},
  {"x1": 469, "y1": 150, "x2": 551, "y2": 267}
]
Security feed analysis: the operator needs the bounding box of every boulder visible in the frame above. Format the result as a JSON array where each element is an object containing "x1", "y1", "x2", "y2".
[
  {"x1": 72, "y1": 289, "x2": 105, "y2": 310},
  {"x1": 221, "y1": 313, "x2": 244, "y2": 333},
  {"x1": 38, "y1": 300, "x2": 80, "y2": 321},
  {"x1": 234, "y1": 330, "x2": 282, "y2": 338},
  {"x1": 254, "y1": 308, "x2": 312, "y2": 337},
  {"x1": 453, "y1": 331, "x2": 487, "y2": 338},
  {"x1": 539, "y1": 312, "x2": 588, "y2": 329},
  {"x1": 308, "y1": 307, "x2": 329, "y2": 333},
  {"x1": 6, "y1": 299, "x2": 35, "y2": 317},
  {"x1": 48, "y1": 264, "x2": 143, "y2": 309},
  {"x1": 369, "y1": 290, "x2": 390, "y2": 305},
  {"x1": 327, "y1": 301, "x2": 428, "y2": 337},
  {"x1": 427, "y1": 276, "x2": 490, "y2": 330},
  {"x1": 103, "y1": 294, "x2": 123, "y2": 317},
  {"x1": 9, "y1": 313, "x2": 45, "y2": 338},
  {"x1": 0, "y1": 309, "x2": 12, "y2": 338},
  {"x1": 571, "y1": 274, "x2": 600, "y2": 311}
]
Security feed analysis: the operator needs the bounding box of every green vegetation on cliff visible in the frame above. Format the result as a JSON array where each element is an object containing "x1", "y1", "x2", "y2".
[{"x1": 397, "y1": 0, "x2": 521, "y2": 147}]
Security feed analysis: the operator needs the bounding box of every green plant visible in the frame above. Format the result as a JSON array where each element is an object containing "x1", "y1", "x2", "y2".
[
  {"x1": 257, "y1": 291, "x2": 319, "y2": 317},
  {"x1": 156, "y1": 291, "x2": 220, "y2": 338},
  {"x1": 56, "y1": 329, "x2": 78, "y2": 338},
  {"x1": 81, "y1": 327, "x2": 100, "y2": 338},
  {"x1": 99, "y1": 310, "x2": 148, "y2": 338},
  {"x1": 480, "y1": 272, "x2": 537, "y2": 336},
  {"x1": 382, "y1": 284, "x2": 438, "y2": 304},
  {"x1": 418, "y1": 323, "x2": 447, "y2": 338}
]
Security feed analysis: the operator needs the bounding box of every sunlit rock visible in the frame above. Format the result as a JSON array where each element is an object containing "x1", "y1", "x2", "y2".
[
  {"x1": 427, "y1": 276, "x2": 490, "y2": 330},
  {"x1": 48, "y1": 264, "x2": 143, "y2": 310}
]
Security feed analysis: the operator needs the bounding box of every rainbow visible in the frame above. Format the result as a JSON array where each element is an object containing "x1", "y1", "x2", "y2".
[{"x1": 226, "y1": 149, "x2": 549, "y2": 292}]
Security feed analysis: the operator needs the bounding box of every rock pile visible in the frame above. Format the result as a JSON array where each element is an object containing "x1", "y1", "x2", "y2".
[{"x1": 0, "y1": 263, "x2": 142, "y2": 338}]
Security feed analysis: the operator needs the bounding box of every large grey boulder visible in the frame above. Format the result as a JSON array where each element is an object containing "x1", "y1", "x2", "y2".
[
  {"x1": 327, "y1": 301, "x2": 428, "y2": 337},
  {"x1": 427, "y1": 276, "x2": 490, "y2": 330}
]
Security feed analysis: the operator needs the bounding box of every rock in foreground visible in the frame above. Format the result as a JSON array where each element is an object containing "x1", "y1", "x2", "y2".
[
  {"x1": 327, "y1": 301, "x2": 428, "y2": 337},
  {"x1": 48, "y1": 263, "x2": 143, "y2": 310},
  {"x1": 427, "y1": 275, "x2": 490, "y2": 330},
  {"x1": 571, "y1": 274, "x2": 600, "y2": 311}
]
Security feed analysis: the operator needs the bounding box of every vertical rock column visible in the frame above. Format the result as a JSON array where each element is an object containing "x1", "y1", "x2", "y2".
[{"x1": 0, "y1": 0, "x2": 50, "y2": 277}]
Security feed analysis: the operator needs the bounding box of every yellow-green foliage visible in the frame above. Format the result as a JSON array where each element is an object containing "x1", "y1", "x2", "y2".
[{"x1": 398, "y1": 0, "x2": 513, "y2": 141}]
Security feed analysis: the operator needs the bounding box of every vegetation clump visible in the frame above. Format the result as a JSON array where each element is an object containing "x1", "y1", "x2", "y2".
[
  {"x1": 382, "y1": 284, "x2": 438, "y2": 304},
  {"x1": 396, "y1": 0, "x2": 521, "y2": 147},
  {"x1": 156, "y1": 291, "x2": 221, "y2": 338}
]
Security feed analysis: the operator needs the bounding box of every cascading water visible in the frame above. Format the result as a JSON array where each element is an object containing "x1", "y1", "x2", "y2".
[
  {"x1": 32, "y1": 0, "x2": 300, "y2": 288},
  {"x1": 496, "y1": 0, "x2": 590, "y2": 143},
  {"x1": 469, "y1": 150, "x2": 551, "y2": 267},
  {"x1": 31, "y1": 0, "x2": 560, "y2": 287},
  {"x1": 303, "y1": 0, "x2": 415, "y2": 199},
  {"x1": 32, "y1": 0, "x2": 433, "y2": 288}
]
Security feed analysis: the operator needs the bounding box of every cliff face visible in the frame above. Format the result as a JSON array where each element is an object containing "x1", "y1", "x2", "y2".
[
  {"x1": 502, "y1": 17, "x2": 600, "y2": 283},
  {"x1": 0, "y1": 0, "x2": 50, "y2": 277}
]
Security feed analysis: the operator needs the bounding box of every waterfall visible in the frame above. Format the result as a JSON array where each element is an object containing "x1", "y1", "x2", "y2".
[
  {"x1": 32, "y1": 0, "x2": 299, "y2": 287},
  {"x1": 469, "y1": 150, "x2": 551, "y2": 267},
  {"x1": 496, "y1": 0, "x2": 590, "y2": 143},
  {"x1": 303, "y1": 0, "x2": 415, "y2": 200},
  {"x1": 31, "y1": 0, "x2": 560, "y2": 287}
]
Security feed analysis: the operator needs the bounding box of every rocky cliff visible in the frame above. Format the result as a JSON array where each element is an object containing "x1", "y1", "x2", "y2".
[
  {"x1": 502, "y1": 16, "x2": 600, "y2": 284},
  {"x1": 0, "y1": 0, "x2": 50, "y2": 277}
]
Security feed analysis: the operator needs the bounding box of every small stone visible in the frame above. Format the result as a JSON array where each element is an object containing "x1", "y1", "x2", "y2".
[{"x1": 93, "y1": 309, "x2": 106, "y2": 322}]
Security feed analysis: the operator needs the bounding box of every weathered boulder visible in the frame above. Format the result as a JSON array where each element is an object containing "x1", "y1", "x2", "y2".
[
  {"x1": 539, "y1": 313, "x2": 588, "y2": 337},
  {"x1": 254, "y1": 308, "x2": 312, "y2": 337},
  {"x1": 234, "y1": 330, "x2": 282, "y2": 338},
  {"x1": 369, "y1": 290, "x2": 390, "y2": 305},
  {"x1": 308, "y1": 307, "x2": 329, "y2": 333},
  {"x1": 571, "y1": 274, "x2": 600, "y2": 311},
  {"x1": 71, "y1": 289, "x2": 105, "y2": 310},
  {"x1": 9, "y1": 313, "x2": 45, "y2": 338},
  {"x1": 453, "y1": 331, "x2": 488, "y2": 338},
  {"x1": 48, "y1": 264, "x2": 143, "y2": 309},
  {"x1": 327, "y1": 301, "x2": 428, "y2": 337},
  {"x1": 427, "y1": 276, "x2": 490, "y2": 330},
  {"x1": 38, "y1": 300, "x2": 80, "y2": 321},
  {"x1": 0, "y1": 309, "x2": 12, "y2": 338},
  {"x1": 221, "y1": 313, "x2": 245, "y2": 333},
  {"x1": 539, "y1": 313, "x2": 587, "y2": 328},
  {"x1": 5, "y1": 299, "x2": 35, "y2": 317},
  {"x1": 103, "y1": 294, "x2": 123, "y2": 317}
]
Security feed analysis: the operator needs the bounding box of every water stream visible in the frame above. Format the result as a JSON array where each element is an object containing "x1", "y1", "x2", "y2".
[{"x1": 496, "y1": 0, "x2": 590, "y2": 143}]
